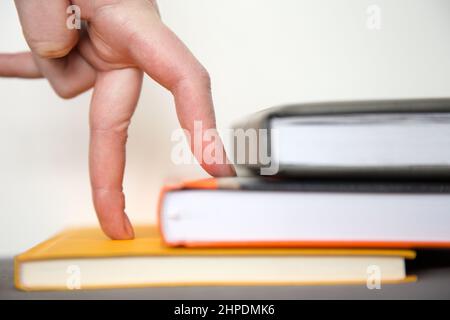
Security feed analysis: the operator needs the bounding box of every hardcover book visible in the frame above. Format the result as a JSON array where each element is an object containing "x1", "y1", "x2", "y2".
[
  {"x1": 159, "y1": 178, "x2": 450, "y2": 248},
  {"x1": 16, "y1": 226, "x2": 415, "y2": 291},
  {"x1": 232, "y1": 98, "x2": 450, "y2": 177}
]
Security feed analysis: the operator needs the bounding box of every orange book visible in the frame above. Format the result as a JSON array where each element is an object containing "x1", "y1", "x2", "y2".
[
  {"x1": 158, "y1": 177, "x2": 450, "y2": 248},
  {"x1": 16, "y1": 226, "x2": 415, "y2": 291}
]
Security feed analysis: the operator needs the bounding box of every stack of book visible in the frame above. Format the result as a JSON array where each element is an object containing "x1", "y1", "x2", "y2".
[{"x1": 15, "y1": 99, "x2": 450, "y2": 290}]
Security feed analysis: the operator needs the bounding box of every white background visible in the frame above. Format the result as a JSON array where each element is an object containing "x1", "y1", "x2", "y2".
[{"x1": 1, "y1": 0, "x2": 450, "y2": 256}]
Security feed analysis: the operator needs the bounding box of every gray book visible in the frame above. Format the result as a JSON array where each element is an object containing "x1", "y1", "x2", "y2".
[{"x1": 232, "y1": 98, "x2": 450, "y2": 178}]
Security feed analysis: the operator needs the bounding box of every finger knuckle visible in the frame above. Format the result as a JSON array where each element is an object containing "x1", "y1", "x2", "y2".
[
  {"x1": 53, "y1": 83, "x2": 78, "y2": 99},
  {"x1": 173, "y1": 65, "x2": 212, "y2": 93},
  {"x1": 91, "y1": 119, "x2": 132, "y2": 136},
  {"x1": 195, "y1": 66, "x2": 211, "y2": 89},
  {"x1": 30, "y1": 39, "x2": 77, "y2": 59}
]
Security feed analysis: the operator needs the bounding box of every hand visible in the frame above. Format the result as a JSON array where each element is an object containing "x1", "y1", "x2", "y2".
[{"x1": 0, "y1": 0, "x2": 236, "y2": 240}]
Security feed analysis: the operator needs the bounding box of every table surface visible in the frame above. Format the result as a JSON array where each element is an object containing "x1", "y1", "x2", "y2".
[{"x1": 2, "y1": 251, "x2": 450, "y2": 299}]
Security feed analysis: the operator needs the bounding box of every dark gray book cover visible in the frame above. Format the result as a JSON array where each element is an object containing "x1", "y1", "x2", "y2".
[{"x1": 232, "y1": 98, "x2": 450, "y2": 179}]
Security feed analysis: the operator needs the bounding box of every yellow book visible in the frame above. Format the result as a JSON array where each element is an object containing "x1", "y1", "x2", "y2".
[{"x1": 15, "y1": 226, "x2": 416, "y2": 291}]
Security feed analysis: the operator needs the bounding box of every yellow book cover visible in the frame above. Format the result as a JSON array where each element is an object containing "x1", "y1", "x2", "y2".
[{"x1": 15, "y1": 226, "x2": 416, "y2": 291}]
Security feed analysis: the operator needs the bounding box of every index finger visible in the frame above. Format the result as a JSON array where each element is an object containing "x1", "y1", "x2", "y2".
[{"x1": 126, "y1": 3, "x2": 236, "y2": 176}]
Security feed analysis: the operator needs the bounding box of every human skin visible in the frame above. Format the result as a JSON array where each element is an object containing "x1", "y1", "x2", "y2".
[{"x1": 0, "y1": 0, "x2": 236, "y2": 240}]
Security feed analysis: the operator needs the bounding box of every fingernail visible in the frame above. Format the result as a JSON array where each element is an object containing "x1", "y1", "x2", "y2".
[
  {"x1": 123, "y1": 214, "x2": 135, "y2": 239},
  {"x1": 228, "y1": 163, "x2": 237, "y2": 176}
]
